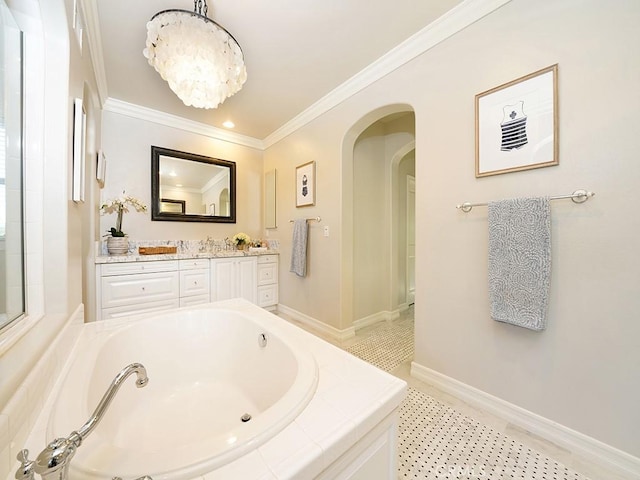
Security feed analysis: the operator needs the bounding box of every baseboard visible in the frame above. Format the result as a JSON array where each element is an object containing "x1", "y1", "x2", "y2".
[
  {"x1": 353, "y1": 310, "x2": 401, "y2": 331},
  {"x1": 277, "y1": 303, "x2": 355, "y2": 341},
  {"x1": 410, "y1": 362, "x2": 640, "y2": 478}
]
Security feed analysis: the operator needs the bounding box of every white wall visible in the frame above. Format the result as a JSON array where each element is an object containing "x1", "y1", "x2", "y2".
[
  {"x1": 100, "y1": 111, "x2": 263, "y2": 242},
  {"x1": 265, "y1": 0, "x2": 640, "y2": 458}
]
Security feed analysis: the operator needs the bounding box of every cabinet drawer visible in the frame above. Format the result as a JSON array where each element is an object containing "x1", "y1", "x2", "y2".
[
  {"x1": 257, "y1": 255, "x2": 278, "y2": 264},
  {"x1": 101, "y1": 271, "x2": 179, "y2": 308},
  {"x1": 257, "y1": 284, "x2": 278, "y2": 307},
  {"x1": 102, "y1": 299, "x2": 180, "y2": 319},
  {"x1": 180, "y1": 269, "x2": 210, "y2": 297},
  {"x1": 180, "y1": 294, "x2": 210, "y2": 308},
  {"x1": 179, "y1": 258, "x2": 209, "y2": 270},
  {"x1": 257, "y1": 263, "x2": 278, "y2": 286},
  {"x1": 101, "y1": 260, "x2": 179, "y2": 276}
]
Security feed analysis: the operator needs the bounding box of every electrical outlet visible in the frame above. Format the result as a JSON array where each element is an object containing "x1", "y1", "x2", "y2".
[{"x1": 323, "y1": 226, "x2": 330, "y2": 237}]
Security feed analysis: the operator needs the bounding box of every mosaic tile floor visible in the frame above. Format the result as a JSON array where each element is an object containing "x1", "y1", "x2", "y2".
[
  {"x1": 342, "y1": 317, "x2": 592, "y2": 480},
  {"x1": 397, "y1": 388, "x2": 590, "y2": 479},
  {"x1": 344, "y1": 319, "x2": 414, "y2": 372}
]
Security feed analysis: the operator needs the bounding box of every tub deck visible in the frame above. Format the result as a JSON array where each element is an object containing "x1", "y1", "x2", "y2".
[{"x1": 19, "y1": 299, "x2": 407, "y2": 480}]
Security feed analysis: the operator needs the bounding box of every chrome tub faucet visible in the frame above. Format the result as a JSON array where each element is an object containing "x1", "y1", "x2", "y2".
[{"x1": 16, "y1": 363, "x2": 149, "y2": 480}]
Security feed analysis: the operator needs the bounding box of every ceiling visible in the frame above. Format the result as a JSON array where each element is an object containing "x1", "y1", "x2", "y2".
[{"x1": 95, "y1": 0, "x2": 463, "y2": 141}]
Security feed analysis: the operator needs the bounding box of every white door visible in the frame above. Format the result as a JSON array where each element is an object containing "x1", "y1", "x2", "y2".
[{"x1": 407, "y1": 175, "x2": 415, "y2": 305}]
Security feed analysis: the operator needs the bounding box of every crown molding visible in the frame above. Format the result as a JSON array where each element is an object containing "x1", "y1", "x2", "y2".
[
  {"x1": 263, "y1": 0, "x2": 512, "y2": 148},
  {"x1": 79, "y1": 0, "x2": 108, "y2": 105},
  {"x1": 103, "y1": 98, "x2": 265, "y2": 150}
]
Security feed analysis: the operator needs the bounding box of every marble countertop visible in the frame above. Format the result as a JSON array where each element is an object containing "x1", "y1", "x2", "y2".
[{"x1": 95, "y1": 249, "x2": 279, "y2": 264}]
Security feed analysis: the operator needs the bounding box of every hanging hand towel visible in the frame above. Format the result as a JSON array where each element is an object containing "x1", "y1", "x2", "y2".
[
  {"x1": 488, "y1": 197, "x2": 551, "y2": 331},
  {"x1": 290, "y1": 219, "x2": 308, "y2": 277}
]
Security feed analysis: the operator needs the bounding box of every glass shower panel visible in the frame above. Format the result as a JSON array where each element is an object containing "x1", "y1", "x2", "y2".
[{"x1": 0, "y1": 0, "x2": 25, "y2": 332}]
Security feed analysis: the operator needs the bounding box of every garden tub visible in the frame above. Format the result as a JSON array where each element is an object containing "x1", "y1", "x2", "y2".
[{"x1": 47, "y1": 302, "x2": 318, "y2": 480}]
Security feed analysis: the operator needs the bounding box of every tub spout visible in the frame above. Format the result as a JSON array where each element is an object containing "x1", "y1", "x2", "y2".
[
  {"x1": 75, "y1": 362, "x2": 148, "y2": 440},
  {"x1": 18, "y1": 363, "x2": 149, "y2": 480}
]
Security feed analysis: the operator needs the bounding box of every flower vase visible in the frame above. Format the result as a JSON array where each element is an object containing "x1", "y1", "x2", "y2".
[
  {"x1": 237, "y1": 243, "x2": 246, "y2": 251},
  {"x1": 107, "y1": 236, "x2": 129, "y2": 255}
]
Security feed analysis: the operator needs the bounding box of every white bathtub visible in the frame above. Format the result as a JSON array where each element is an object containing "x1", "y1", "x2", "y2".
[{"x1": 47, "y1": 303, "x2": 319, "y2": 480}]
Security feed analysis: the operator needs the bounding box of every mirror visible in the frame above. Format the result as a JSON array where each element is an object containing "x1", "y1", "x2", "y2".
[
  {"x1": 0, "y1": 0, "x2": 25, "y2": 332},
  {"x1": 151, "y1": 146, "x2": 236, "y2": 223},
  {"x1": 265, "y1": 169, "x2": 276, "y2": 228}
]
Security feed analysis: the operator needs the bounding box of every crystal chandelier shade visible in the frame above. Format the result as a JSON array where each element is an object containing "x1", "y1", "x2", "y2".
[{"x1": 143, "y1": 2, "x2": 247, "y2": 109}]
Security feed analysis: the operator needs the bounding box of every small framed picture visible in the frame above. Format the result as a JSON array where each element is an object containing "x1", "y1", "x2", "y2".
[
  {"x1": 295, "y1": 161, "x2": 315, "y2": 207},
  {"x1": 475, "y1": 64, "x2": 558, "y2": 177}
]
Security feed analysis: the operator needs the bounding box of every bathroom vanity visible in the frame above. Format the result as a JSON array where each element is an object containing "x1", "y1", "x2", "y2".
[{"x1": 95, "y1": 251, "x2": 279, "y2": 321}]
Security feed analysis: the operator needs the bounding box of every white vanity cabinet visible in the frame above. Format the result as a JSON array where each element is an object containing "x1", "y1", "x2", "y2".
[
  {"x1": 178, "y1": 258, "x2": 210, "y2": 307},
  {"x1": 96, "y1": 254, "x2": 279, "y2": 321},
  {"x1": 210, "y1": 256, "x2": 257, "y2": 303},
  {"x1": 257, "y1": 254, "x2": 278, "y2": 310},
  {"x1": 97, "y1": 261, "x2": 180, "y2": 320}
]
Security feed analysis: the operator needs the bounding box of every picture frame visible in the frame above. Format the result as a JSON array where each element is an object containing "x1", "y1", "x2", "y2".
[
  {"x1": 295, "y1": 161, "x2": 315, "y2": 207},
  {"x1": 475, "y1": 64, "x2": 558, "y2": 177},
  {"x1": 72, "y1": 97, "x2": 86, "y2": 202},
  {"x1": 160, "y1": 198, "x2": 186, "y2": 214}
]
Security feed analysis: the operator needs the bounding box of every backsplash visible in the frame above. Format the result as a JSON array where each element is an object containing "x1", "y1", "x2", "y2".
[{"x1": 98, "y1": 238, "x2": 236, "y2": 256}]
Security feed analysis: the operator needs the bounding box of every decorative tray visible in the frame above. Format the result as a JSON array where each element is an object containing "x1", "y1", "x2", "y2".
[{"x1": 138, "y1": 246, "x2": 178, "y2": 255}]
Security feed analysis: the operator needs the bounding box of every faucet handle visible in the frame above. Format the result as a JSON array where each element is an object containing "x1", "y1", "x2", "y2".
[{"x1": 15, "y1": 450, "x2": 34, "y2": 480}]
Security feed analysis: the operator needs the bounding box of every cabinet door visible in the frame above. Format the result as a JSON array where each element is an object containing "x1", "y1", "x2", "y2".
[
  {"x1": 210, "y1": 258, "x2": 235, "y2": 302},
  {"x1": 210, "y1": 257, "x2": 257, "y2": 303},
  {"x1": 236, "y1": 257, "x2": 257, "y2": 303}
]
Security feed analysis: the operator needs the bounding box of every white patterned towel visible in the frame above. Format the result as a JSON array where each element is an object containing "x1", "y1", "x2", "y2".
[
  {"x1": 290, "y1": 219, "x2": 308, "y2": 277},
  {"x1": 488, "y1": 197, "x2": 551, "y2": 331}
]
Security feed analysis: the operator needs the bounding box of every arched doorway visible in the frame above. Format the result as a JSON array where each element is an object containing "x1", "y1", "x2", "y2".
[{"x1": 341, "y1": 105, "x2": 416, "y2": 329}]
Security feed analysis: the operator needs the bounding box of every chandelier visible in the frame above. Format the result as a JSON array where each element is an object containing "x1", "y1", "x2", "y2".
[{"x1": 143, "y1": 0, "x2": 247, "y2": 109}]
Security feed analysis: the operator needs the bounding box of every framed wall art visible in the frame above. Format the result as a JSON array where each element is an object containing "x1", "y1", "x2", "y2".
[
  {"x1": 295, "y1": 161, "x2": 315, "y2": 207},
  {"x1": 475, "y1": 64, "x2": 558, "y2": 177}
]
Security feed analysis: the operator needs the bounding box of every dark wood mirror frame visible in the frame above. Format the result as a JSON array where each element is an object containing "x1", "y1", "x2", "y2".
[{"x1": 151, "y1": 146, "x2": 237, "y2": 223}]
